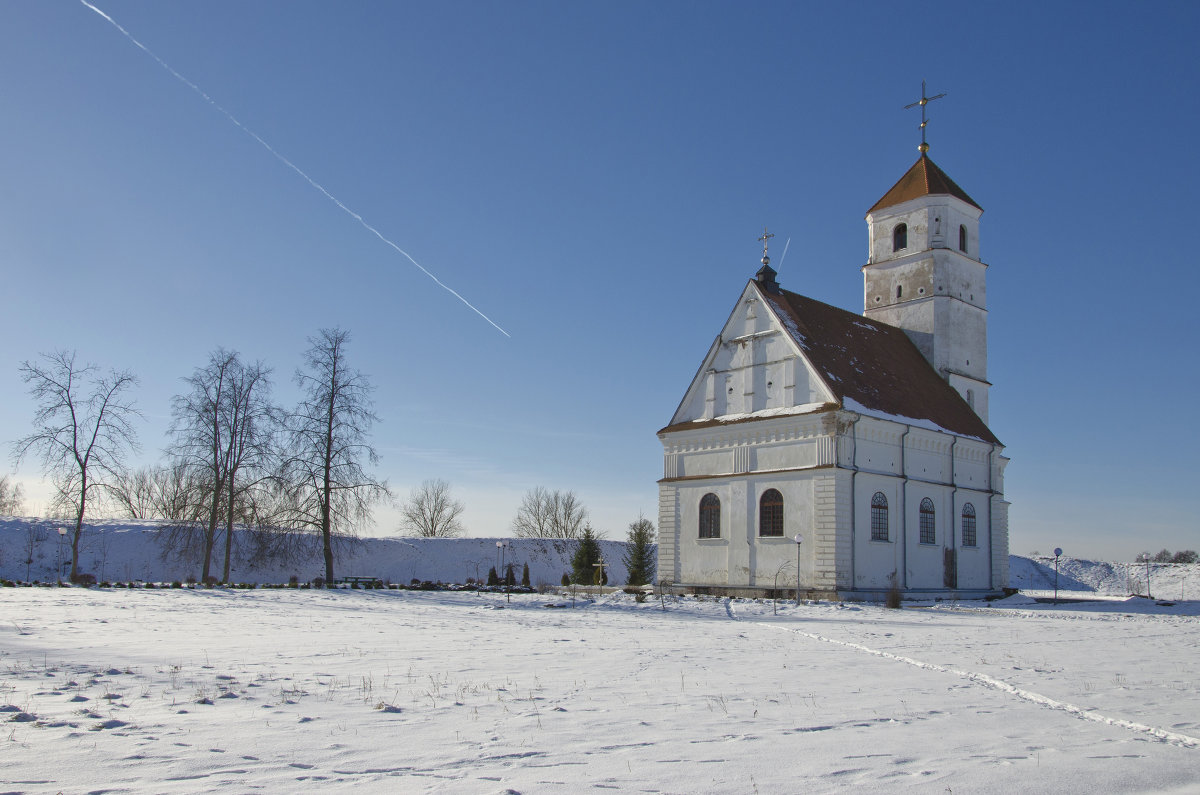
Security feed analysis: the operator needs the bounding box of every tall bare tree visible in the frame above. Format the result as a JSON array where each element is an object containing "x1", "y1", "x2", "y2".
[
  {"x1": 511, "y1": 486, "x2": 588, "y2": 539},
  {"x1": 12, "y1": 351, "x2": 140, "y2": 581},
  {"x1": 167, "y1": 349, "x2": 238, "y2": 582},
  {"x1": 164, "y1": 351, "x2": 279, "y2": 583},
  {"x1": 0, "y1": 474, "x2": 25, "y2": 515},
  {"x1": 219, "y1": 359, "x2": 278, "y2": 583},
  {"x1": 283, "y1": 328, "x2": 389, "y2": 585},
  {"x1": 400, "y1": 479, "x2": 466, "y2": 537}
]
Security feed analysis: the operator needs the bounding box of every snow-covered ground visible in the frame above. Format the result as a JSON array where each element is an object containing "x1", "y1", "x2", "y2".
[{"x1": 1, "y1": 588, "x2": 1197, "y2": 793}]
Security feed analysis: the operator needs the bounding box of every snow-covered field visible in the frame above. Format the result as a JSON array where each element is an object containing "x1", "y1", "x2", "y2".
[{"x1": 2, "y1": 587, "x2": 1198, "y2": 793}]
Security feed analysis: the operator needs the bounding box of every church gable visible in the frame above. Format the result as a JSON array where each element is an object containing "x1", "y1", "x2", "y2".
[{"x1": 667, "y1": 282, "x2": 836, "y2": 427}]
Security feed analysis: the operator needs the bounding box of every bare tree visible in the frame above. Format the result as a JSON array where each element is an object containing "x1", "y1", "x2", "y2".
[
  {"x1": 0, "y1": 475, "x2": 25, "y2": 515},
  {"x1": 282, "y1": 328, "x2": 390, "y2": 585},
  {"x1": 22, "y1": 522, "x2": 47, "y2": 582},
  {"x1": 166, "y1": 349, "x2": 239, "y2": 582},
  {"x1": 110, "y1": 466, "x2": 157, "y2": 519},
  {"x1": 12, "y1": 351, "x2": 140, "y2": 581},
  {"x1": 219, "y1": 359, "x2": 279, "y2": 583},
  {"x1": 163, "y1": 351, "x2": 280, "y2": 583},
  {"x1": 511, "y1": 487, "x2": 588, "y2": 539},
  {"x1": 400, "y1": 479, "x2": 466, "y2": 537}
]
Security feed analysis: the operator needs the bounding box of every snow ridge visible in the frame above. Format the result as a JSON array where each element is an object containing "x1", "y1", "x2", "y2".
[{"x1": 740, "y1": 612, "x2": 1200, "y2": 750}]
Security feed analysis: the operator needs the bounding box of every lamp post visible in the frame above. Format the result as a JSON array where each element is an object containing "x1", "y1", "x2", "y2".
[
  {"x1": 496, "y1": 541, "x2": 509, "y2": 603},
  {"x1": 1141, "y1": 553, "x2": 1152, "y2": 600},
  {"x1": 1053, "y1": 548, "x2": 1062, "y2": 605},
  {"x1": 793, "y1": 534, "x2": 803, "y2": 606},
  {"x1": 56, "y1": 527, "x2": 67, "y2": 582}
]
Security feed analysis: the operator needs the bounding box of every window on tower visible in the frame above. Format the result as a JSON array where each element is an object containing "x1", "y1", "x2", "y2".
[
  {"x1": 959, "y1": 225, "x2": 968, "y2": 252},
  {"x1": 893, "y1": 223, "x2": 908, "y2": 252}
]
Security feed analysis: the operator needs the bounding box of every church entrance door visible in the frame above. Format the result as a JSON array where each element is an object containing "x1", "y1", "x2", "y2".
[{"x1": 943, "y1": 548, "x2": 957, "y2": 589}]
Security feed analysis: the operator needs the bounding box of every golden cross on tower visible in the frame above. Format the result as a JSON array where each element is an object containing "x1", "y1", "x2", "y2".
[
  {"x1": 904, "y1": 80, "x2": 946, "y2": 154},
  {"x1": 758, "y1": 227, "x2": 775, "y2": 266}
]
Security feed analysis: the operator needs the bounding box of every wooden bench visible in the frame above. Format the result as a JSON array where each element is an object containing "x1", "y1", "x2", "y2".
[{"x1": 337, "y1": 576, "x2": 383, "y2": 588}]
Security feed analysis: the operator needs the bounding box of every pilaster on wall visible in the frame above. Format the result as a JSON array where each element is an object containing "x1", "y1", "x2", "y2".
[
  {"x1": 657, "y1": 484, "x2": 679, "y2": 584},
  {"x1": 813, "y1": 470, "x2": 853, "y2": 590},
  {"x1": 991, "y1": 496, "x2": 1010, "y2": 590}
]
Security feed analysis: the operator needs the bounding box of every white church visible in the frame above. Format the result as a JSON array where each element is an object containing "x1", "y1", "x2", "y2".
[{"x1": 656, "y1": 148, "x2": 1009, "y2": 600}]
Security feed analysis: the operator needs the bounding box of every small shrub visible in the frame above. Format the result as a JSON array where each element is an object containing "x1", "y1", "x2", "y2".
[
  {"x1": 171, "y1": 581, "x2": 182, "y2": 589},
  {"x1": 312, "y1": 576, "x2": 325, "y2": 588},
  {"x1": 72, "y1": 572, "x2": 97, "y2": 586},
  {"x1": 561, "y1": 573, "x2": 570, "y2": 587},
  {"x1": 885, "y1": 579, "x2": 902, "y2": 609},
  {"x1": 202, "y1": 576, "x2": 218, "y2": 587},
  {"x1": 185, "y1": 575, "x2": 197, "y2": 586},
  {"x1": 288, "y1": 575, "x2": 299, "y2": 589}
]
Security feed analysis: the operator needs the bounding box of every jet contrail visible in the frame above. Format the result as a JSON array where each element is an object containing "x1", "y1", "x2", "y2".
[{"x1": 78, "y1": 0, "x2": 510, "y2": 337}]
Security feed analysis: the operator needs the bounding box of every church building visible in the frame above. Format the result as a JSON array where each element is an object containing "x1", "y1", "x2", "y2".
[{"x1": 656, "y1": 147, "x2": 1009, "y2": 600}]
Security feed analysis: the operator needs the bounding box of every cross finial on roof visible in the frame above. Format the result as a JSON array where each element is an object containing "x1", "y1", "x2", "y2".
[
  {"x1": 904, "y1": 80, "x2": 946, "y2": 154},
  {"x1": 757, "y1": 227, "x2": 775, "y2": 267}
]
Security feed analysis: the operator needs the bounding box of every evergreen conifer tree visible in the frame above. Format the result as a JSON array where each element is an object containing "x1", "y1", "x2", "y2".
[
  {"x1": 623, "y1": 515, "x2": 656, "y2": 586},
  {"x1": 570, "y1": 524, "x2": 602, "y2": 584},
  {"x1": 504, "y1": 563, "x2": 516, "y2": 587},
  {"x1": 561, "y1": 572, "x2": 570, "y2": 586},
  {"x1": 521, "y1": 562, "x2": 531, "y2": 588},
  {"x1": 487, "y1": 566, "x2": 499, "y2": 586}
]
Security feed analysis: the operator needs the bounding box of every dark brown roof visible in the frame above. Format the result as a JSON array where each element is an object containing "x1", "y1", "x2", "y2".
[
  {"x1": 763, "y1": 289, "x2": 998, "y2": 443},
  {"x1": 868, "y1": 155, "x2": 982, "y2": 214}
]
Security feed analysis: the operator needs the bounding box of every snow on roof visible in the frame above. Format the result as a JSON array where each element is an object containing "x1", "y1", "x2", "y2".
[{"x1": 762, "y1": 288, "x2": 1000, "y2": 445}]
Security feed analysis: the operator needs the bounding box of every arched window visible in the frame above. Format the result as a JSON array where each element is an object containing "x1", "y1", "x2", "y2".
[
  {"x1": 699, "y1": 493, "x2": 721, "y2": 539},
  {"x1": 893, "y1": 223, "x2": 908, "y2": 252},
  {"x1": 759, "y1": 489, "x2": 784, "y2": 537},
  {"x1": 919, "y1": 497, "x2": 936, "y2": 544},
  {"x1": 959, "y1": 224, "x2": 968, "y2": 252},
  {"x1": 961, "y1": 503, "x2": 977, "y2": 547},
  {"x1": 870, "y1": 492, "x2": 889, "y2": 541}
]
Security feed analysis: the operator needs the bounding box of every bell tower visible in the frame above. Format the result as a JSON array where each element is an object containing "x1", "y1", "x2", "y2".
[
  {"x1": 861, "y1": 88, "x2": 990, "y2": 422},
  {"x1": 862, "y1": 154, "x2": 989, "y2": 422}
]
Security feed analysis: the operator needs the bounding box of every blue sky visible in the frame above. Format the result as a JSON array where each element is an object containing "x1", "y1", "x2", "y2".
[{"x1": 2, "y1": 1, "x2": 1197, "y2": 560}]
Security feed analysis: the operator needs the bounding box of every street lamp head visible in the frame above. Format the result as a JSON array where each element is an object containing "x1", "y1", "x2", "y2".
[
  {"x1": 793, "y1": 534, "x2": 803, "y2": 545},
  {"x1": 57, "y1": 528, "x2": 67, "y2": 536},
  {"x1": 496, "y1": 541, "x2": 504, "y2": 549},
  {"x1": 1054, "y1": 548, "x2": 1062, "y2": 557}
]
